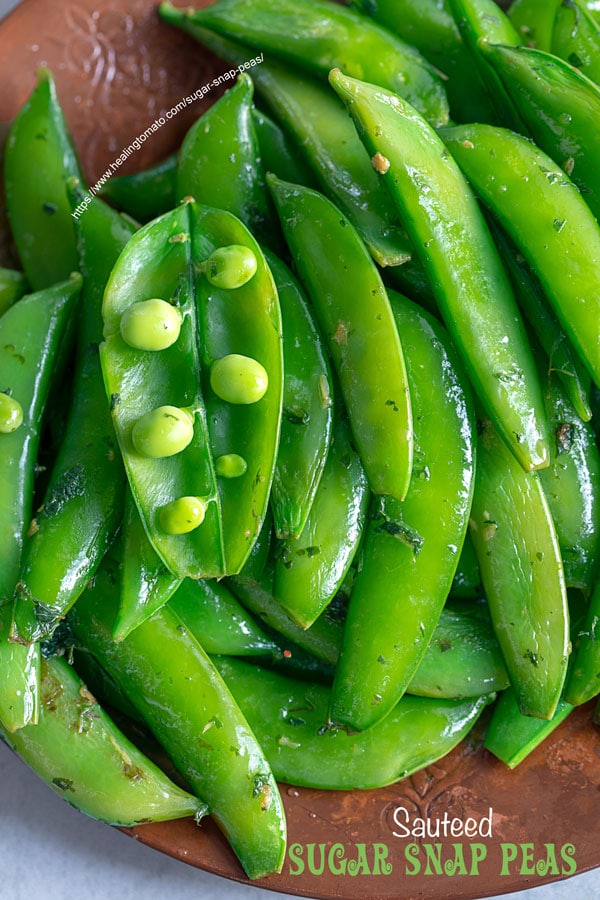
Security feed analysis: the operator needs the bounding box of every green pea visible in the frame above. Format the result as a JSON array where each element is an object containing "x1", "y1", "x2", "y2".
[
  {"x1": 159, "y1": 496, "x2": 207, "y2": 534},
  {"x1": 205, "y1": 245, "x2": 258, "y2": 289},
  {"x1": 120, "y1": 298, "x2": 182, "y2": 351},
  {"x1": 131, "y1": 406, "x2": 194, "y2": 458},
  {"x1": 215, "y1": 453, "x2": 248, "y2": 478},
  {"x1": 0, "y1": 392, "x2": 23, "y2": 433},
  {"x1": 210, "y1": 354, "x2": 269, "y2": 405}
]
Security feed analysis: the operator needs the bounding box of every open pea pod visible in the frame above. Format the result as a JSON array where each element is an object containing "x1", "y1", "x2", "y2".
[
  {"x1": 469, "y1": 418, "x2": 570, "y2": 720},
  {"x1": 330, "y1": 292, "x2": 476, "y2": 731}
]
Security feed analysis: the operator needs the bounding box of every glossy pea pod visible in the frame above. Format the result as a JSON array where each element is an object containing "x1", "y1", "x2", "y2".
[
  {"x1": 469, "y1": 418, "x2": 569, "y2": 720},
  {"x1": 3, "y1": 654, "x2": 207, "y2": 825},
  {"x1": 212, "y1": 656, "x2": 492, "y2": 790},
  {"x1": 330, "y1": 292, "x2": 476, "y2": 731},
  {"x1": 480, "y1": 42, "x2": 600, "y2": 223},
  {"x1": 0, "y1": 274, "x2": 80, "y2": 731},
  {"x1": 442, "y1": 123, "x2": 600, "y2": 387},
  {"x1": 331, "y1": 70, "x2": 550, "y2": 474},
  {"x1": 193, "y1": 204, "x2": 283, "y2": 574},
  {"x1": 269, "y1": 176, "x2": 413, "y2": 502},
  {"x1": 274, "y1": 412, "x2": 369, "y2": 629},
  {"x1": 4, "y1": 69, "x2": 81, "y2": 290},
  {"x1": 112, "y1": 490, "x2": 182, "y2": 642},
  {"x1": 67, "y1": 551, "x2": 286, "y2": 880},
  {"x1": 251, "y1": 108, "x2": 317, "y2": 190},
  {"x1": 11, "y1": 187, "x2": 134, "y2": 645},
  {"x1": 350, "y1": 0, "x2": 496, "y2": 123},
  {"x1": 0, "y1": 268, "x2": 27, "y2": 317},
  {"x1": 508, "y1": 0, "x2": 561, "y2": 49},
  {"x1": 565, "y1": 581, "x2": 600, "y2": 704},
  {"x1": 159, "y1": 0, "x2": 449, "y2": 127},
  {"x1": 159, "y1": 9, "x2": 412, "y2": 269},
  {"x1": 537, "y1": 370, "x2": 600, "y2": 590},
  {"x1": 451, "y1": 533, "x2": 483, "y2": 599},
  {"x1": 177, "y1": 74, "x2": 276, "y2": 249},
  {"x1": 264, "y1": 250, "x2": 333, "y2": 540},
  {"x1": 99, "y1": 153, "x2": 177, "y2": 223},
  {"x1": 484, "y1": 687, "x2": 573, "y2": 768},
  {"x1": 552, "y1": 0, "x2": 600, "y2": 84}
]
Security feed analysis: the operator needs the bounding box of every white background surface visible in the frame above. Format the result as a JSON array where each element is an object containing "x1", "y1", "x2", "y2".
[{"x1": 1, "y1": 1, "x2": 599, "y2": 898}]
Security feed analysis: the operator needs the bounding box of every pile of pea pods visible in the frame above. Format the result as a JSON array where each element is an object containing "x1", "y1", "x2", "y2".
[{"x1": 1, "y1": 0, "x2": 600, "y2": 881}]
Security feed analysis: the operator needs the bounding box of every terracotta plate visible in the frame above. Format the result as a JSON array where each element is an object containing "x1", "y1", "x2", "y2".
[{"x1": 1, "y1": 1, "x2": 599, "y2": 898}]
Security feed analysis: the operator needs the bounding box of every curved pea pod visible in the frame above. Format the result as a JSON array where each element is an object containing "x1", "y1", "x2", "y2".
[
  {"x1": 442, "y1": 123, "x2": 600, "y2": 387},
  {"x1": 565, "y1": 581, "x2": 600, "y2": 704},
  {"x1": 160, "y1": 0, "x2": 449, "y2": 127},
  {"x1": 407, "y1": 605, "x2": 509, "y2": 699},
  {"x1": 12, "y1": 189, "x2": 134, "y2": 644},
  {"x1": 0, "y1": 268, "x2": 27, "y2": 317},
  {"x1": 3, "y1": 655, "x2": 206, "y2": 826},
  {"x1": 251, "y1": 109, "x2": 317, "y2": 190},
  {"x1": 177, "y1": 74, "x2": 274, "y2": 247},
  {"x1": 67, "y1": 553, "x2": 287, "y2": 880},
  {"x1": 469, "y1": 418, "x2": 569, "y2": 720},
  {"x1": 269, "y1": 176, "x2": 413, "y2": 502},
  {"x1": 193, "y1": 205, "x2": 283, "y2": 574},
  {"x1": 508, "y1": 0, "x2": 561, "y2": 49},
  {"x1": 158, "y1": 8, "x2": 411, "y2": 269},
  {"x1": 331, "y1": 70, "x2": 550, "y2": 473},
  {"x1": 99, "y1": 153, "x2": 177, "y2": 223},
  {"x1": 265, "y1": 250, "x2": 333, "y2": 540},
  {"x1": 168, "y1": 577, "x2": 280, "y2": 657},
  {"x1": 488, "y1": 214, "x2": 592, "y2": 423},
  {"x1": 100, "y1": 202, "x2": 224, "y2": 579},
  {"x1": 484, "y1": 687, "x2": 573, "y2": 768},
  {"x1": 552, "y1": 0, "x2": 600, "y2": 84},
  {"x1": 480, "y1": 43, "x2": 600, "y2": 223},
  {"x1": 330, "y1": 292, "x2": 476, "y2": 731},
  {"x1": 538, "y1": 373, "x2": 600, "y2": 590},
  {"x1": 350, "y1": 0, "x2": 496, "y2": 124},
  {"x1": 274, "y1": 414, "x2": 369, "y2": 629},
  {"x1": 4, "y1": 68, "x2": 81, "y2": 290},
  {"x1": 229, "y1": 565, "x2": 343, "y2": 667},
  {"x1": 112, "y1": 491, "x2": 182, "y2": 642},
  {"x1": 213, "y1": 656, "x2": 492, "y2": 789}
]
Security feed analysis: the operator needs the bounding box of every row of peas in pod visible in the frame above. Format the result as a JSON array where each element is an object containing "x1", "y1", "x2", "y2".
[{"x1": 1, "y1": 0, "x2": 600, "y2": 882}]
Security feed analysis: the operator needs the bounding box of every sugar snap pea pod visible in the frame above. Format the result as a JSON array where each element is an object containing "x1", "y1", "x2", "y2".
[
  {"x1": 508, "y1": 0, "x2": 561, "y2": 49},
  {"x1": 487, "y1": 214, "x2": 592, "y2": 423},
  {"x1": 3, "y1": 654, "x2": 207, "y2": 825},
  {"x1": 177, "y1": 74, "x2": 274, "y2": 248},
  {"x1": 480, "y1": 43, "x2": 600, "y2": 222},
  {"x1": 99, "y1": 154, "x2": 177, "y2": 223},
  {"x1": 72, "y1": 649, "x2": 144, "y2": 724},
  {"x1": 68, "y1": 553, "x2": 286, "y2": 880},
  {"x1": 451, "y1": 533, "x2": 483, "y2": 599},
  {"x1": 112, "y1": 491, "x2": 182, "y2": 642},
  {"x1": 212, "y1": 656, "x2": 492, "y2": 789},
  {"x1": 442, "y1": 123, "x2": 600, "y2": 386},
  {"x1": 12, "y1": 189, "x2": 134, "y2": 644},
  {"x1": 101, "y1": 202, "x2": 224, "y2": 579},
  {"x1": 229, "y1": 564, "x2": 343, "y2": 667},
  {"x1": 4, "y1": 69, "x2": 81, "y2": 290},
  {"x1": 264, "y1": 250, "x2": 333, "y2": 540},
  {"x1": 168, "y1": 577, "x2": 280, "y2": 657},
  {"x1": 160, "y1": 0, "x2": 449, "y2": 127},
  {"x1": 331, "y1": 71, "x2": 550, "y2": 473},
  {"x1": 274, "y1": 414, "x2": 369, "y2": 629},
  {"x1": 484, "y1": 687, "x2": 573, "y2": 768},
  {"x1": 330, "y1": 292, "x2": 476, "y2": 731},
  {"x1": 537, "y1": 372, "x2": 600, "y2": 590},
  {"x1": 159, "y1": 8, "x2": 412, "y2": 269},
  {"x1": 269, "y1": 176, "x2": 413, "y2": 501},
  {"x1": 0, "y1": 268, "x2": 27, "y2": 317},
  {"x1": 406, "y1": 605, "x2": 509, "y2": 699},
  {"x1": 552, "y1": 0, "x2": 600, "y2": 83},
  {"x1": 565, "y1": 581, "x2": 600, "y2": 704},
  {"x1": 350, "y1": 0, "x2": 495, "y2": 123},
  {"x1": 469, "y1": 418, "x2": 569, "y2": 720},
  {"x1": 192, "y1": 205, "x2": 283, "y2": 574},
  {"x1": 251, "y1": 109, "x2": 317, "y2": 190}
]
